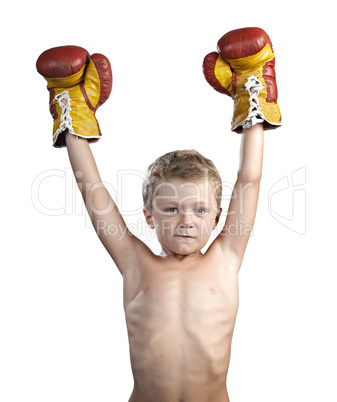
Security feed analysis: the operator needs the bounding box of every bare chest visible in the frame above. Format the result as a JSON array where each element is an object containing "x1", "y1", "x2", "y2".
[
  {"x1": 124, "y1": 259, "x2": 239, "y2": 364},
  {"x1": 123, "y1": 258, "x2": 239, "y2": 400},
  {"x1": 125, "y1": 256, "x2": 238, "y2": 307}
]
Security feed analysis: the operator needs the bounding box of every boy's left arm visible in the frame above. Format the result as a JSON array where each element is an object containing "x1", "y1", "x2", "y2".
[
  {"x1": 203, "y1": 27, "x2": 282, "y2": 270},
  {"x1": 216, "y1": 123, "x2": 263, "y2": 269}
]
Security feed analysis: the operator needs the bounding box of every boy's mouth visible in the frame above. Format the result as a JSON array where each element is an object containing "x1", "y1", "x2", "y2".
[{"x1": 174, "y1": 234, "x2": 196, "y2": 239}]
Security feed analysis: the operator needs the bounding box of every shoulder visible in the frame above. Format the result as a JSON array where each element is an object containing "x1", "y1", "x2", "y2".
[
  {"x1": 205, "y1": 239, "x2": 242, "y2": 272},
  {"x1": 114, "y1": 234, "x2": 156, "y2": 276}
]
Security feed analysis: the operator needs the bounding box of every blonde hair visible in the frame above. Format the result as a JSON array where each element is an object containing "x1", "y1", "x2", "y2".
[{"x1": 142, "y1": 149, "x2": 222, "y2": 213}]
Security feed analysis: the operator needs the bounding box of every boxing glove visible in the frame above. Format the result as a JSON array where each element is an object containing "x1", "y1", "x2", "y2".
[
  {"x1": 36, "y1": 45, "x2": 112, "y2": 147},
  {"x1": 203, "y1": 27, "x2": 281, "y2": 133}
]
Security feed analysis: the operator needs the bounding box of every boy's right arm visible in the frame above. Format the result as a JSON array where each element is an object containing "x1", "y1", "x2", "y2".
[
  {"x1": 65, "y1": 132, "x2": 142, "y2": 274},
  {"x1": 36, "y1": 45, "x2": 147, "y2": 275}
]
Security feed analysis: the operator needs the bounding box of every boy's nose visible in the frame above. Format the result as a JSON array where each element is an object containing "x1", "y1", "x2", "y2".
[{"x1": 178, "y1": 211, "x2": 195, "y2": 227}]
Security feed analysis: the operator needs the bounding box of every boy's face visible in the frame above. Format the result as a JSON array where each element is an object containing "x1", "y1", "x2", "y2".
[{"x1": 144, "y1": 178, "x2": 221, "y2": 258}]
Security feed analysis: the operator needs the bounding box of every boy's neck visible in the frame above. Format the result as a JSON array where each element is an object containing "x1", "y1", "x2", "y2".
[{"x1": 159, "y1": 249, "x2": 203, "y2": 261}]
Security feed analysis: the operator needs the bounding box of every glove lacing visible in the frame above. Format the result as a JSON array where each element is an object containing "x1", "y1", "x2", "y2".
[
  {"x1": 53, "y1": 90, "x2": 75, "y2": 140},
  {"x1": 242, "y1": 75, "x2": 265, "y2": 129}
]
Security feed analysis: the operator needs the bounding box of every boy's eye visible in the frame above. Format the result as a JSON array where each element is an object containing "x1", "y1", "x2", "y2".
[
  {"x1": 164, "y1": 207, "x2": 207, "y2": 214},
  {"x1": 166, "y1": 207, "x2": 178, "y2": 213}
]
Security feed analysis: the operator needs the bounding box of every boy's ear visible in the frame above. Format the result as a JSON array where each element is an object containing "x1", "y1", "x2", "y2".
[
  {"x1": 213, "y1": 207, "x2": 222, "y2": 229},
  {"x1": 143, "y1": 208, "x2": 155, "y2": 229}
]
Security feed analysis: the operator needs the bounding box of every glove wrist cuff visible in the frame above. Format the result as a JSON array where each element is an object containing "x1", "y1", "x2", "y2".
[{"x1": 232, "y1": 74, "x2": 282, "y2": 133}]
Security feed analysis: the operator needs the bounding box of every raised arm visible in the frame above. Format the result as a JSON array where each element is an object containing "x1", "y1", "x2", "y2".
[
  {"x1": 65, "y1": 132, "x2": 140, "y2": 273},
  {"x1": 36, "y1": 45, "x2": 143, "y2": 275},
  {"x1": 217, "y1": 123, "x2": 263, "y2": 266},
  {"x1": 203, "y1": 27, "x2": 282, "y2": 269}
]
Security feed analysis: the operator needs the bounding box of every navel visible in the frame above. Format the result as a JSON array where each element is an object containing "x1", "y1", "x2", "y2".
[
  {"x1": 144, "y1": 287, "x2": 150, "y2": 295},
  {"x1": 210, "y1": 287, "x2": 216, "y2": 295}
]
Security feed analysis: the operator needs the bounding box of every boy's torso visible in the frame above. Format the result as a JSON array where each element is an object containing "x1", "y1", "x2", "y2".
[{"x1": 123, "y1": 243, "x2": 239, "y2": 402}]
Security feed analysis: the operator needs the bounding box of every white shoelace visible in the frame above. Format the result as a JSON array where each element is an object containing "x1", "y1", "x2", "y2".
[
  {"x1": 242, "y1": 75, "x2": 265, "y2": 129},
  {"x1": 53, "y1": 91, "x2": 75, "y2": 138}
]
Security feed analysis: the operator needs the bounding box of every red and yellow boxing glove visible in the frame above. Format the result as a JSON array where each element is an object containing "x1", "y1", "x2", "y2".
[
  {"x1": 203, "y1": 27, "x2": 281, "y2": 133},
  {"x1": 36, "y1": 45, "x2": 112, "y2": 147}
]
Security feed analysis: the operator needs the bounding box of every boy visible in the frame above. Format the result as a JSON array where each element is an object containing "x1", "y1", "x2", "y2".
[{"x1": 37, "y1": 27, "x2": 281, "y2": 402}]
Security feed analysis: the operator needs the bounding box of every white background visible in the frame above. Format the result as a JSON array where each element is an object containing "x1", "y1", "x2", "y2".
[{"x1": 1, "y1": 1, "x2": 336, "y2": 401}]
